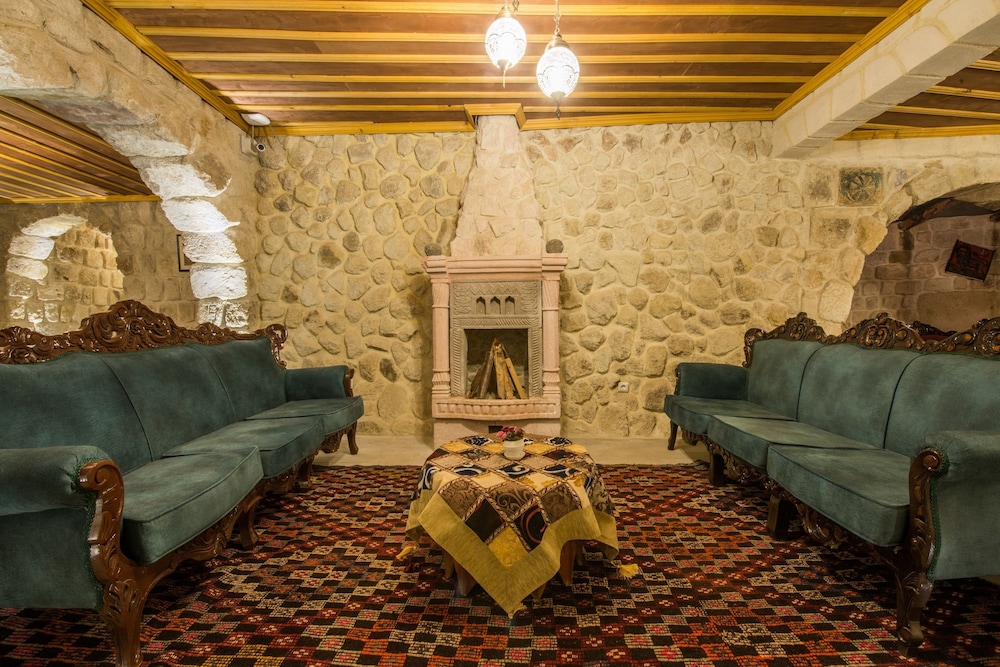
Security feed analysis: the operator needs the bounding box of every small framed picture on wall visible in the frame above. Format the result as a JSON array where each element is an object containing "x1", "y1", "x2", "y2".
[
  {"x1": 176, "y1": 234, "x2": 193, "y2": 272},
  {"x1": 945, "y1": 240, "x2": 994, "y2": 281}
]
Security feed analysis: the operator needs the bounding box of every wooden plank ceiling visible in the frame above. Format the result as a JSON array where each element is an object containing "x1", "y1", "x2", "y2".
[
  {"x1": 0, "y1": 97, "x2": 154, "y2": 204},
  {"x1": 6, "y1": 0, "x2": 1000, "y2": 203}
]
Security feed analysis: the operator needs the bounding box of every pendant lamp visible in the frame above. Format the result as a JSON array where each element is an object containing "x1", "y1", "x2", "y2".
[
  {"x1": 535, "y1": 0, "x2": 579, "y2": 117},
  {"x1": 485, "y1": 0, "x2": 526, "y2": 86}
]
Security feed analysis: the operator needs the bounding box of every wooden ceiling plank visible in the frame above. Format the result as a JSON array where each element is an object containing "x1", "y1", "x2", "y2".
[
  {"x1": 0, "y1": 114, "x2": 149, "y2": 183},
  {"x1": 0, "y1": 126, "x2": 148, "y2": 190},
  {"x1": 0, "y1": 162, "x2": 109, "y2": 198},
  {"x1": 107, "y1": 2, "x2": 897, "y2": 18},
  {"x1": 140, "y1": 26, "x2": 866, "y2": 44},
  {"x1": 200, "y1": 73, "x2": 813, "y2": 84},
  {"x1": 0, "y1": 164, "x2": 87, "y2": 198},
  {"x1": 167, "y1": 51, "x2": 838, "y2": 66},
  {"x1": 5, "y1": 195, "x2": 160, "y2": 204},
  {"x1": 0, "y1": 98, "x2": 135, "y2": 164},
  {"x1": 0, "y1": 144, "x2": 150, "y2": 195}
]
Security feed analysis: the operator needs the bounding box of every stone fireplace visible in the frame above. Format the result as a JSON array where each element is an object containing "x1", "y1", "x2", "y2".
[{"x1": 424, "y1": 112, "x2": 567, "y2": 441}]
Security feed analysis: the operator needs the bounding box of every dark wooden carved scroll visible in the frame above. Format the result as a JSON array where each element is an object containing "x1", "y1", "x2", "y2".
[
  {"x1": 0, "y1": 299, "x2": 288, "y2": 366},
  {"x1": 743, "y1": 312, "x2": 827, "y2": 368}
]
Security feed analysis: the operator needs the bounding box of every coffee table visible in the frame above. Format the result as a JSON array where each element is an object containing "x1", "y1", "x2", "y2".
[{"x1": 404, "y1": 434, "x2": 619, "y2": 615}]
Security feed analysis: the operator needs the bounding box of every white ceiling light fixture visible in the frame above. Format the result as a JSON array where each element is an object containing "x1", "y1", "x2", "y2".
[
  {"x1": 485, "y1": 0, "x2": 527, "y2": 87},
  {"x1": 535, "y1": 0, "x2": 579, "y2": 118},
  {"x1": 240, "y1": 112, "x2": 271, "y2": 126}
]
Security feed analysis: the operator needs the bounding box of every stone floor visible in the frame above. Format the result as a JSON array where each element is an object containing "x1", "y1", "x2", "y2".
[{"x1": 315, "y1": 433, "x2": 710, "y2": 467}]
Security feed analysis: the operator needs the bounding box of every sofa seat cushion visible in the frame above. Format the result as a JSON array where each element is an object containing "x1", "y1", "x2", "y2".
[
  {"x1": 121, "y1": 450, "x2": 263, "y2": 564},
  {"x1": 247, "y1": 397, "x2": 364, "y2": 435},
  {"x1": 164, "y1": 417, "x2": 324, "y2": 479},
  {"x1": 707, "y1": 416, "x2": 876, "y2": 469},
  {"x1": 665, "y1": 396, "x2": 792, "y2": 439},
  {"x1": 766, "y1": 445, "x2": 911, "y2": 547}
]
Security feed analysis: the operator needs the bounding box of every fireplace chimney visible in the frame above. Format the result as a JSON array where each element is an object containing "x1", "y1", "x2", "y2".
[{"x1": 424, "y1": 114, "x2": 566, "y2": 441}]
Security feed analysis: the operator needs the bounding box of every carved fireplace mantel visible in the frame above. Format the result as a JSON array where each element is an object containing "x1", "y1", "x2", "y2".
[{"x1": 424, "y1": 253, "x2": 567, "y2": 441}]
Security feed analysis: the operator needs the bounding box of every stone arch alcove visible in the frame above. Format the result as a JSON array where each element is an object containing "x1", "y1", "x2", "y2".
[
  {"x1": 0, "y1": 0, "x2": 260, "y2": 330},
  {"x1": 5, "y1": 214, "x2": 124, "y2": 334},
  {"x1": 849, "y1": 185, "x2": 1000, "y2": 332}
]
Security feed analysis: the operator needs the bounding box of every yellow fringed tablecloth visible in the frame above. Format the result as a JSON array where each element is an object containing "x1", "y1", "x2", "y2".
[{"x1": 405, "y1": 434, "x2": 619, "y2": 615}]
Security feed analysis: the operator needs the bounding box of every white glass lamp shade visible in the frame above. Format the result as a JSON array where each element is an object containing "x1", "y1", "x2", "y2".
[
  {"x1": 485, "y1": 15, "x2": 527, "y2": 74},
  {"x1": 535, "y1": 35, "x2": 580, "y2": 102}
]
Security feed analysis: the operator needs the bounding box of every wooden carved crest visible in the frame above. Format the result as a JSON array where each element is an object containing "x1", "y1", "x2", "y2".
[
  {"x1": 835, "y1": 312, "x2": 928, "y2": 351},
  {"x1": 0, "y1": 300, "x2": 288, "y2": 367},
  {"x1": 743, "y1": 312, "x2": 827, "y2": 367}
]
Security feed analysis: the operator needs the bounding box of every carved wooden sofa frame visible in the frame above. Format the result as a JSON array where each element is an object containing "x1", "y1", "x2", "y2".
[
  {"x1": 671, "y1": 312, "x2": 1000, "y2": 655},
  {"x1": 0, "y1": 301, "x2": 359, "y2": 667}
]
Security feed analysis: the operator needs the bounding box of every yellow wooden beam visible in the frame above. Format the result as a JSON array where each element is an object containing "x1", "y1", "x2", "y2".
[
  {"x1": 202, "y1": 73, "x2": 812, "y2": 85},
  {"x1": 464, "y1": 103, "x2": 526, "y2": 127},
  {"x1": 841, "y1": 124, "x2": 1000, "y2": 140}
]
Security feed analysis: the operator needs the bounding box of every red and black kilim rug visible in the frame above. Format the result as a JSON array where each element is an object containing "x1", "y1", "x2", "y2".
[{"x1": 1, "y1": 463, "x2": 998, "y2": 666}]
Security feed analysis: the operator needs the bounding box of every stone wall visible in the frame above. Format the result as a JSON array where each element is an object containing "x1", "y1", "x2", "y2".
[
  {"x1": 253, "y1": 123, "x2": 1000, "y2": 439},
  {"x1": 849, "y1": 213, "x2": 1000, "y2": 331},
  {"x1": 254, "y1": 133, "x2": 475, "y2": 434},
  {"x1": 0, "y1": 201, "x2": 199, "y2": 329}
]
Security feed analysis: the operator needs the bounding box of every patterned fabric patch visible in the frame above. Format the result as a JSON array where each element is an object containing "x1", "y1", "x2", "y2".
[
  {"x1": 538, "y1": 480, "x2": 583, "y2": 521},
  {"x1": 463, "y1": 435, "x2": 491, "y2": 446},
  {"x1": 541, "y1": 463, "x2": 579, "y2": 479},
  {"x1": 464, "y1": 498, "x2": 505, "y2": 543},
  {"x1": 513, "y1": 503, "x2": 547, "y2": 548},
  {"x1": 486, "y1": 481, "x2": 535, "y2": 521}
]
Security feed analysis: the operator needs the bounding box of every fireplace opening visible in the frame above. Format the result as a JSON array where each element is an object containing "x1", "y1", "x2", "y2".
[{"x1": 465, "y1": 328, "x2": 528, "y2": 397}]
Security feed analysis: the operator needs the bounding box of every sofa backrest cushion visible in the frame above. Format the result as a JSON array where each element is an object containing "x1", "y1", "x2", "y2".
[
  {"x1": 186, "y1": 338, "x2": 285, "y2": 421},
  {"x1": 798, "y1": 344, "x2": 919, "y2": 448},
  {"x1": 747, "y1": 339, "x2": 824, "y2": 417},
  {"x1": 99, "y1": 345, "x2": 236, "y2": 459},
  {"x1": 885, "y1": 353, "x2": 1000, "y2": 458},
  {"x1": 0, "y1": 352, "x2": 153, "y2": 472}
]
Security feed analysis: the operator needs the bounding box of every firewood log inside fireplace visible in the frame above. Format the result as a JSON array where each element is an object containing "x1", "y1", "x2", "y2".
[{"x1": 467, "y1": 338, "x2": 527, "y2": 399}]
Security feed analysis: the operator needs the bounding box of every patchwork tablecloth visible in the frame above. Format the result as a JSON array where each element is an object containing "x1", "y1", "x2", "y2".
[{"x1": 405, "y1": 434, "x2": 619, "y2": 615}]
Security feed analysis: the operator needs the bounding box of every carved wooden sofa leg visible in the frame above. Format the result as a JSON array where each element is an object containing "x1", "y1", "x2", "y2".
[
  {"x1": 667, "y1": 422, "x2": 678, "y2": 450},
  {"x1": 766, "y1": 492, "x2": 795, "y2": 540}
]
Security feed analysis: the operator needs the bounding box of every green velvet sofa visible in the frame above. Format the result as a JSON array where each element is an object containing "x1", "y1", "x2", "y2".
[
  {"x1": 0, "y1": 301, "x2": 363, "y2": 667},
  {"x1": 663, "y1": 312, "x2": 1000, "y2": 655}
]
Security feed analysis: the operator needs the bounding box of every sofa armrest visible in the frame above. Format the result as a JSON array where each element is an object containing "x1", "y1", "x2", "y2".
[
  {"x1": 0, "y1": 446, "x2": 109, "y2": 516},
  {"x1": 922, "y1": 430, "x2": 1000, "y2": 482},
  {"x1": 674, "y1": 362, "x2": 748, "y2": 400},
  {"x1": 285, "y1": 365, "x2": 354, "y2": 400}
]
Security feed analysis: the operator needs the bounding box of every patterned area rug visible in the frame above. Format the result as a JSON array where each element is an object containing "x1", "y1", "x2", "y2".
[{"x1": 1, "y1": 464, "x2": 998, "y2": 666}]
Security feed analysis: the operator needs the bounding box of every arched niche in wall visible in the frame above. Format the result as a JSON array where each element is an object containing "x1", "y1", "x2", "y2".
[
  {"x1": 849, "y1": 195, "x2": 1000, "y2": 333},
  {"x1": 4, "y1": 214, "x2": 124, "y2": 334}
]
